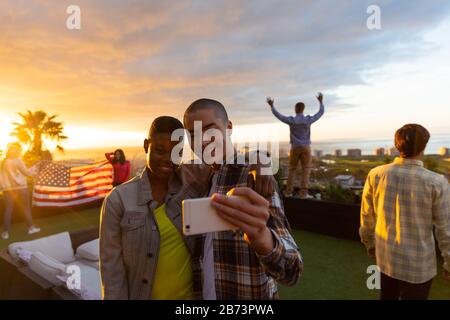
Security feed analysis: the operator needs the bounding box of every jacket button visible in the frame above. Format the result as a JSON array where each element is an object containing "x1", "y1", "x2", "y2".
[
  {"x1": 147, "y1": 253, "x2": 153, "y2": 258},
  {"x1": 142, "y1": 279, "x2": 148, "y2": 284}
]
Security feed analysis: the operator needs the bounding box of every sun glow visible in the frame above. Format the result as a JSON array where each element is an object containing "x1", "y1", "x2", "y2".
[{"x1": 0, "y1": 115, "x2": 15, "y2": 152}]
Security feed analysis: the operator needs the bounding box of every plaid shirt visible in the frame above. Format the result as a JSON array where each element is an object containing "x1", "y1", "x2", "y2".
[
  {"x1": 360, "y1": 157, "x2": 450, "y2": 283},
  {"x1": 191, "y1": 162, "x2": 303, "y2": 299}
]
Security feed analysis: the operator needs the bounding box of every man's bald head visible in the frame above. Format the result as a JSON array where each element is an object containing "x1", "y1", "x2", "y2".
[{"x1": 184, "y1": 98, "x2": 229, "y2": 126}]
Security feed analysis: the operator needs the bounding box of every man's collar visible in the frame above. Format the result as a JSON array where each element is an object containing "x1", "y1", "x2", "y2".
[{"x1": 393, "y1": 157, "x2": 424, "y2": 167}]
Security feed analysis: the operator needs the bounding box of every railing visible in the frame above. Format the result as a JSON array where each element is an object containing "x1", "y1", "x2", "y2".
[{"x1": 283, "y1": 197, "x2": 361, "y2": 241}]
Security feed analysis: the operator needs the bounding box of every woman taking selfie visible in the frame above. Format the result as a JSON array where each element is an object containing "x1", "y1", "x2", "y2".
[{"x1": 100, "y1": 116, "x2": 211, "y2": 300}]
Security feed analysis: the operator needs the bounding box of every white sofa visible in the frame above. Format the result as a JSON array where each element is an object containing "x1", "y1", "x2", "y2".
[{"x1": 8, "y1": 232, "x2": 102, "y2": 300}]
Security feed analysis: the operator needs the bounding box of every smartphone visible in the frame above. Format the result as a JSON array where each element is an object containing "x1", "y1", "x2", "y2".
[{"x1": 182, "y1": 196, "x2": 243, "y2": 235}]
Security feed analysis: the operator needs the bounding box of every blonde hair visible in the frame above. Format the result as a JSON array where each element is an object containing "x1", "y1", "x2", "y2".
[{"x1": 5, "y1": 142, "x2": 22, "y2": 159}]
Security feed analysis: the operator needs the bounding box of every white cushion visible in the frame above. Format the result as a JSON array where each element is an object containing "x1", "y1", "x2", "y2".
[
  {"x1": 77, "y1": 258, "x2": 99, "y2": 270},
  {"x1": 75, "y1": 239, "x2": 99, "y2": 261},
  {"x1": 16, "y1": 248, "x2": 33, "y2": 264},
  {"x1": 8, "y1": 232, "x2": 75, "y2": 264},
  {"x1": 28, "y1": 251, "x2": 66, "y2": 286}
]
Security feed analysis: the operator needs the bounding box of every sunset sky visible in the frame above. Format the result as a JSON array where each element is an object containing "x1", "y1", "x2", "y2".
[{"x1": 1, "y1": 0, "x2": 450, "y2": 151}]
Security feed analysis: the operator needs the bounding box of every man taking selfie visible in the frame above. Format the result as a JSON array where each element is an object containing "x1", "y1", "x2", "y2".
[{"x1": 183, "y1": 98, "x2": 303, "y2": 300}]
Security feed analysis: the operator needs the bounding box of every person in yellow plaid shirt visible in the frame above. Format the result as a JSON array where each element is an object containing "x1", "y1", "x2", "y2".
[{"x1": 360, "y1": 124, "x2": 450, "y2": 300}]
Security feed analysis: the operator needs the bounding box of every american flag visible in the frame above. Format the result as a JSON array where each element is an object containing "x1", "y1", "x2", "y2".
[{"x1": 32, "y1": 160, "x2": 113, "y2": 207}]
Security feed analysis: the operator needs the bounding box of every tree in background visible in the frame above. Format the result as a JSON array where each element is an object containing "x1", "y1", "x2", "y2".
[
  {"x1": 322, "y1": 183, "x2": 356, "y2": 204},
  {"x1": 10, "y1": 110, "x2": 67, "y2": 165}
]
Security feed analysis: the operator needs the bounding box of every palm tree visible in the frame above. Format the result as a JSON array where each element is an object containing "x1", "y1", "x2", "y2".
[{"x1": 10, "y1": 110, "x2": 67, "y2": 161}]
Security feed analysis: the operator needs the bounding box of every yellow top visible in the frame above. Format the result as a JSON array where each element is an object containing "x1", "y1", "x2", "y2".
[{"x1": 150, "y1": 204, "x2": 194, "y2": 300}]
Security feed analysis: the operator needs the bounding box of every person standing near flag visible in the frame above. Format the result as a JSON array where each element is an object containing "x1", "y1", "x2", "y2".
[
  {"x1": 1, "y1": 143, "x2": 40, "y2": 240},
  {"x1": 105, "y1": 149, "x2": 130, "y2": 187}
]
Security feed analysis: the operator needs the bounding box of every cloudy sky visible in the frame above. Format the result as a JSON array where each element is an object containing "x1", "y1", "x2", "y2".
[{"x1": 1, "y1": 0, "x2": 450, "y2": 150}]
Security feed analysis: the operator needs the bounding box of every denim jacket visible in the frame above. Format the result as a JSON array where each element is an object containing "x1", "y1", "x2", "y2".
[{"x1": 99, "y1": 165, "x2": 211, "y2": 299}]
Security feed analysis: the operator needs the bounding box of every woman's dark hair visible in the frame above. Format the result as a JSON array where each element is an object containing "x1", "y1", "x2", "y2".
[
  {"x1": 6, "y1": 142, "x2": 22, "y2": 159},
  {"x1": 112, "y1": 149, "x2": 126, "y2": 164},
  {"x1": 394, "y1": 124, "x2": 430, "y2": 158}
]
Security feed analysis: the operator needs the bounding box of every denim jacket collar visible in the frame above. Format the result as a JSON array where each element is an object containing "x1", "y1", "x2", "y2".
[{"x1": 136, "y1": 167, "x2": 181, "y2": 206}]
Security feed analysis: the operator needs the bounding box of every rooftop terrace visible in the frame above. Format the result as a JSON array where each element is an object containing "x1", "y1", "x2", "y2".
[{"x1": 1, "y1": 201, "x2": 448, "y2": 300}]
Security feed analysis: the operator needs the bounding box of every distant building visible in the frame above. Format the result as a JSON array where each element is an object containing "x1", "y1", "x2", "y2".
[
  {"x1": 334, "y1": 175, "x2": 355, "y2": 188},
  {"x1": 374, "y1": 148, "x2": 385, "y2": 156},
  {"x1": 314, "y1": 150, "x2": 323, "y2": 158},
  {"x1": 347, "y1": 149, "x2": 362, "y2": 157},
  {"x1": 387, "y1": 147, "x2": 400, "y2": 157},
  {"x1": 438, "y1": 147, "x2": 450, "y2": 157},
  {"x1": 333, "y1": 149, "x2": 343, "y2": 157}
]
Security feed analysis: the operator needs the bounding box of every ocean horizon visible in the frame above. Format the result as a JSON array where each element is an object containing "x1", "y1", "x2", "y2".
[
  {"x1": 54, "y1": 134, "x2": 450, "y2": 162},
  {"x1": 309, "y1": 134, "x2": 450, "y2": 156}
]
